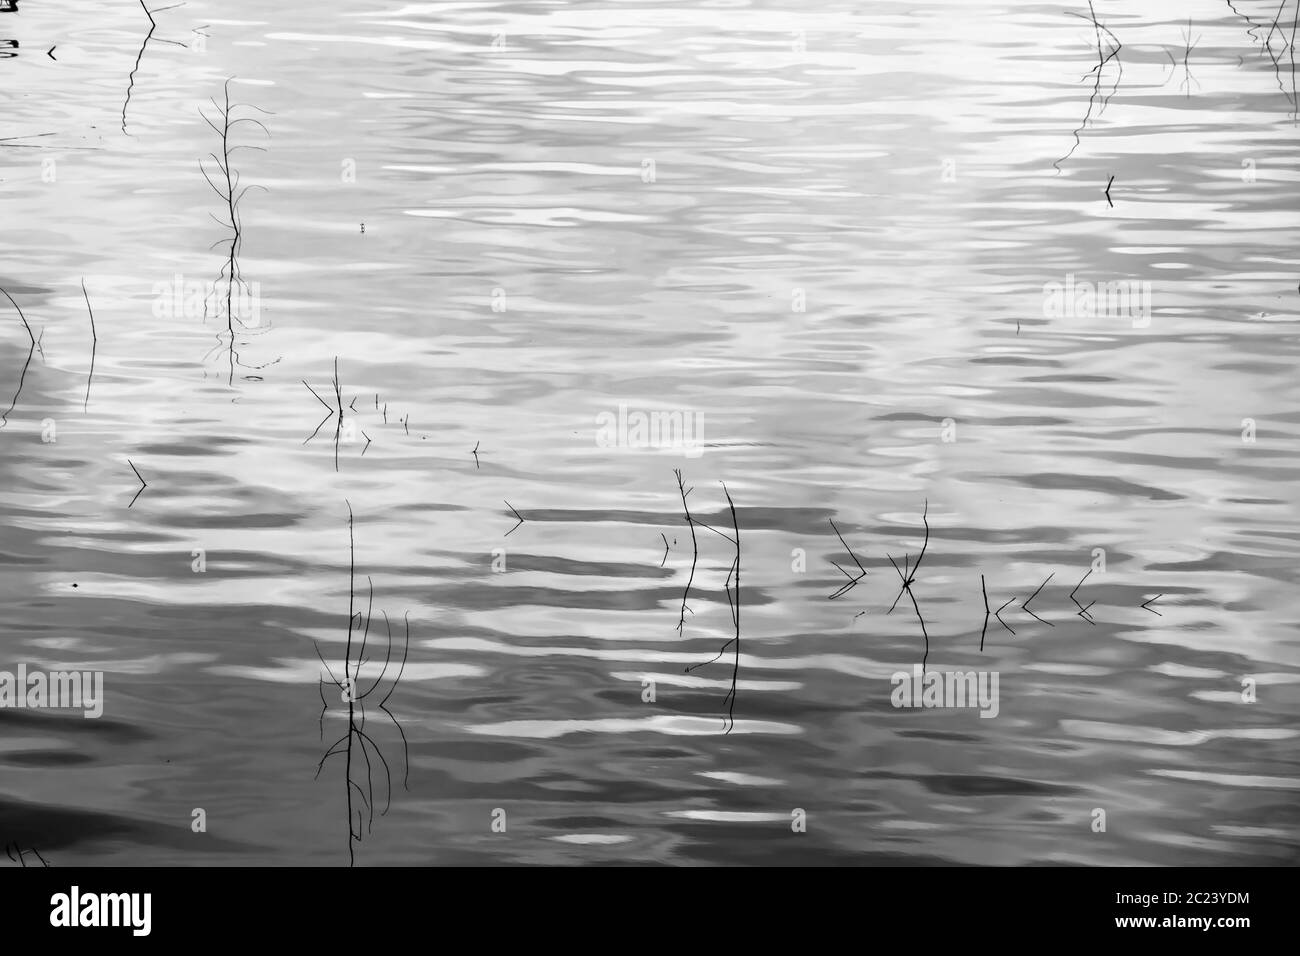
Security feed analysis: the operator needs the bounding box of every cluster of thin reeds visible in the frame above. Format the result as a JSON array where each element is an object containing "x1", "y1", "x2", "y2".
[
  {"x1": 673, "y1": 470, "x2": 742, "y2": 733},
  {"x1": 198, "y1": 78, "x2": 272, "y2": 385},
  {"x1": 313, "y1": 503, "x2": 410, "y2": 866}
]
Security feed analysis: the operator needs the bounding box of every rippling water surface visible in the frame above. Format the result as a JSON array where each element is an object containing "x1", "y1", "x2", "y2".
[{"x1": 2, "y1": 0, "x2": 1298, "y2": 865}]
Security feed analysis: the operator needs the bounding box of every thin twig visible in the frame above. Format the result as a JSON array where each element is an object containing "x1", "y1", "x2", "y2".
[
  {"x1": 1070, "y1": 568, "x2": 1096, "y2": 624},
  {"x1": 314, "y1": 506, "x2": 410, "y2": 865},
  {"x1": 198, "y1": 77, "x2": 272, "y2": 384},
  {"x1": 82, "y1": 278, "x2": 97, "y2": 413},
  {"x1": 1055, "y1": 0, "x2": 1123, "y2": 172},
  {"x1": 0, "y1": 287, "x2": 36, "y2": 430},
  {"x1": 127, "y1": 459, "x2": 148, "y2": 508},
  {"x1": 673, "y1": 469, "x2": 699, "y2": 635},
  {"x1": 679, "y1": 478, "x2": 743, "y2": 732},
  {"x1": 1021, "y1": 572, "x2": 1055, "y2": 626},
  {"x1": 887, "y1": 500, "x2": 931, "y2": 669},
  {"x1": 721, "y1": 482, "x2": 740, "y2": 733},
  {"x1": 995, "y1": 597, "x2": 1016, "y2": 636},
  {"x1": 302, "y1": 358, "x2": 346, "y2": 470},
  {"x1": 827, "y1": 517, "x2": 868, "y2": 600},
  {"x1": 504, "y1": 501, "x2": 524, "y2": 536},
  {"x1": 980, "y1": 574, "x2": 990, "y2": 652}
]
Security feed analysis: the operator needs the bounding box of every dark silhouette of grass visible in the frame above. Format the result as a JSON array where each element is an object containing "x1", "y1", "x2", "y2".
[
  {"x1": 504, "y1": 501, "x2": 525, "y2": 536},
  {"x1": 4, "y1": 842, "x2": 48, "y2": 866},
  {"x1": 305, "y1": 376, "x2": 424, "y2": 465},
  {"x1": 0, "y1": 133, "x2": 99, "y2": 151},
  {"x1": 81, "y1": 279, "x2": 96, "y2": 413},
  {"x1": 0, "y1": 132, "x2": 52, "y2": 147},
  {"x1": 358, "y1": 390, "x2": 422, "y2": 453},
  {"x1": 827, "y1": 517, "x2": 868, "y2": 600},
  {"x1": 995, "y1": 595, "x2": 1016, "y2": 636},
  {"x1": 673, "y1": 469, "x2": 699, "y2": 635},
  {"x1": 303, "y1": 357, "x2": 346, "y2": 471},
  {"x1": 1070, "y1": 569, "x2": 1096, "y2": 624},
  {"x1": 887, "y1": 500, "x2": 931, "y2": 670},
  {"x1": 719, "y1": 483, "x2": 740, "y2": 732},
  {"x1": 0, "y1": 286, "x2": 36, "y2": 430},
  {"x1": 127, "y1": 459, "x2": 148, "y2": 508},
  {"x1": 199, "y1": 78, "x2": 272, "y2": 385},
  {"x1": 314, "y1": 502, "x2": 410, "y2": 867},
  {"x1": 1268, "y1": 0, "x2": 1299, "y2": 115},
  {"x1": 122, "y1": 1, "x2": 186, "y2": 136},
  {"x1": 1228, "y1": 0, "x2": 1299, "y2": 117},
  {"x1": 679, "y1": 476, "x2": 742, "y2": 733},
  {"x1": 1055, "y1": 0, "x2": 1123, "y2": 172},
  {"x1": 1021, "y1": 572, "x2": 1055, "y2": 626},
  {"x1": 1229, "y1": 0, "x2": 1270, "y2": 46},
  {"x1": 1162, "y1": 17, "x2": 1202, "y2": 96},
  {"x1": 980, "y1": 574, "x2": 990, "y2": 651}
]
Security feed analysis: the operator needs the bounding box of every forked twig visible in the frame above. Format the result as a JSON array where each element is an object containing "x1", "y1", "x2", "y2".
[
  {"x1": 302, "y1": 357, "x2": 346, "y2": 471},
  {"x1": 127, "y1": 459, "x2": 148, "y2": 508},
  {"x1": 1070, "y1": 568, "x2": 1096, "y2": 624},
  {"x1": 827, "y1": 517, "x2": 868, "y2": 600},
  {"x1": 504, "y1": 501, "x2": 525, "y2": 536},
  {"x1": 1021, "y1": 572, "x2": 1055, "y2": 626},
  {"x1": 887, "y1": 500, "x2": 931, "y2": 670},
  {"x1": 1160, "y1": 17, "x2": 1202, "y2": 96},
  {"x1": 995, "y1": 596, "x2": 1016, "y2": 636}
]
